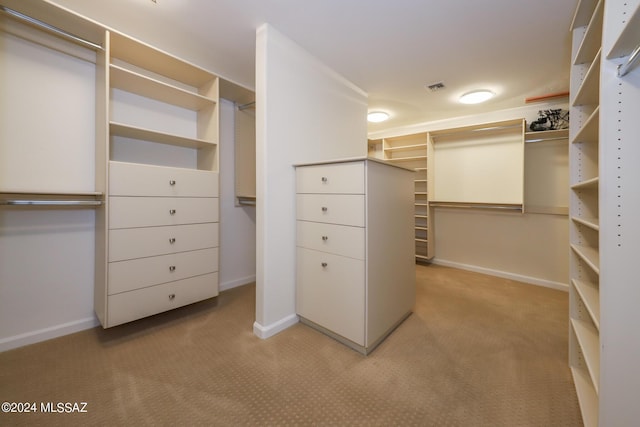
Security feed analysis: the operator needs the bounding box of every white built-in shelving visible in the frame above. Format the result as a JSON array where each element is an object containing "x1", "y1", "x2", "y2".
[
  {"x1": 382, "y1": 133, "x2": 431, "y2": 261},
  {"x1": 569, "y1": 0, "x2": 640, "y2": 424}
]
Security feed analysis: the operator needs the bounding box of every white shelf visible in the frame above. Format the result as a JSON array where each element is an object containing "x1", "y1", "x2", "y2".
[
  {"x1": 571, "y1": 0, "x2": 600, "y2": 29},
  {"x1": 572, "y1": 49, "x2": 601, "y2": 107},
  {"x1": 570, "y1": 367, "x2": 599, "y2": 427},
  {"x1": 571, "y1": 177, "x2": 599, "y2": 190},
  {"x1": 110, "y1": 64, "x2": 216, "y2": 111},
  {"x1": 571, "y1": 318, "x2": 600, "y2": 394},
  {"x1": 572, "y1": 107, "x2": 599, "y2": 145},
  {"x1": 384, "y1": 143, "x2": 427, "y2": 152},
  {"x1": 110, "y1": 122, "x2": 216, "y2": 149},
  {"x1": 572, "y1": 279, "x2": 600, "y2": 330},
  {"x1": 571, "y1": 244, "x2": 600, "y2": 275},
  {"x1": 415, "y1": 226, "x2": 428, "y2": 231},
  {"x1": 607, "y1": 2, "x2": 640, "y2": 59},
  {"x1": 572, "y1": 216, "x2": 599, "y2": 231},
  {"x1": 386, "y1": 155, "x2": 428, "y2": 162},
  {"x1": 110, "y1": 32, "x2": 214, "y2": 87},
  {"x1": 573, "y1": 0, "x2": 604, "y2": 65},
  {"x1": 415, "y1": 238, "x2": 427, "y2": 243}
]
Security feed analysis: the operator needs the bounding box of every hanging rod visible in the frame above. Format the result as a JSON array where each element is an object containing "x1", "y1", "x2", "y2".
[
  {"x1": 0, "y1": 199, "x2": 102, "y2": 206},
  {"x1": 0, "y1": 191, "x2": 103, "y2": 207},
  {"x1": 430, "y1": 201, "x2": 523, "y2": 212},
  {"x1": 236, "y1": 196, "x2": 256, "y2": 206},
  {"x1": 0, "y1": 5, "x2": 103, "y2": 51},
  {"x1": 525, "y1": 136, "x2": 569, "y2": 143},
  {"x1": 238, "y1": 101, "x2": 255, "y2": 111},
  {"x1": 618, "y1": 44, "x2": 640, "y2": 77}
]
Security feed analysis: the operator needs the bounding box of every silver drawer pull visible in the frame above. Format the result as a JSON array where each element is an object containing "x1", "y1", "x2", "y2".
[
  {"x1": 168, "y1": 293, "x2": 176, "y2": 300},
  {"x1": 169, "y1": 265, "x2": 176, "y2": 272},
  {"x1": 169, "y1": 180, "x2": 176, "y2": 186},
  {"x1": 321, "y1": 262, "x2": 328, "y2": 268},
  {"x1": 169, "y1": 209, "x2": 176, "y2": 215},
  {"x1": 321, "y1": 207, "x2": 328, "y2": 212},
  {"x1": 169, "y1": 238, "x2": 176, "y2": 244},
  {"x1": 321, "y1": 177, "x2": 328, "y2": 183},
  {"x1": 322, "y1": 236, "x2": 328, "y2": 241}
]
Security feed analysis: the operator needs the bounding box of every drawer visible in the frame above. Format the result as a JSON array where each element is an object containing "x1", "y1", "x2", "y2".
[
  {"x1": 108, "y1": 247, "x2": 218, "y2": 295},
  {"x1": 296, "y1": 162, "x2": 364, "y2": 194},
  {"x1": 296, "y1": 247, "x2": 365, "y2": 345},
  {"x1": 106, "y1": 272, "x2": 218, "y2": 327},
  {"x1": 296, "y1": 194, "x2": 364, "y2": 227},
  {"x1": 296, "y1": 221, "x2": 365, "y2": 260},
  {"x1": 110, "y1": 161, "x2": 218, "y2": 197},
  {"x1": 109, "y1": 197, "x2": 218, "y2": 229},
  {"x1": 109, "y1": 223, "x2": 218, "y2": 262}
]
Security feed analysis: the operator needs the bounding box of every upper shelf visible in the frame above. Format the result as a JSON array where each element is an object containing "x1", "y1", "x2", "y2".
[
  {"x1": 607, "y1": 2, "x2": 640, "y2": 59},
  {"x1": 572, "y1": 49, "x2": 601, "y2": 107},
  {"x1": 109, "y1": 31, "x2": 215, "y2": 88},
  {"x1": 570, "y1": 0, "x2": 599, "y2": 30},
  {"x1": 573, "y1": 0, "x2": 603, "y2": 65},
  {"x1": 110, "y1": 64, "x2": 216, "y2": 111}
]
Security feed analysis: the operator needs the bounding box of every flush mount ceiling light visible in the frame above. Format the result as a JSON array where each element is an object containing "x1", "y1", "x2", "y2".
[
  {"x1": 459, "y1": 90, "x2": 495, "y2": 104},
  {"x1": 367, "y1": 111, "x2": 390, "y2": 123}
]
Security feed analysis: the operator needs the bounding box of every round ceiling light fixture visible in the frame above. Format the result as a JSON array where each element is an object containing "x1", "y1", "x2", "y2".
[
  {"x1": 367, "y1": 111, "x2": 390, "y2": 123},
  {"x1": 459, "y1": 90, "x2": 495, "y2": 104}
]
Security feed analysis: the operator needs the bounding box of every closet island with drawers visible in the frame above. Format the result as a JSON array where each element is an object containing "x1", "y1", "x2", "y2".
[{"x1": 295, "y1": 157, "x2": 416, "y2": 354}]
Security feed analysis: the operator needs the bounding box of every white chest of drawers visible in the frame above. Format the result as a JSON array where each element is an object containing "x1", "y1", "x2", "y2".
[
  {"x1": 96, "y1": 161, "x2": 219, "y2": 327},
  {"x1": 295, "y1": 158, "x2": 415, "y2": 354}
]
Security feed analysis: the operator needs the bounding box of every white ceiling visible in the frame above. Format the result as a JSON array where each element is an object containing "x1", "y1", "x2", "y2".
[{"x1": 51, "y1": 0, "x2": 577, "y2": 132}]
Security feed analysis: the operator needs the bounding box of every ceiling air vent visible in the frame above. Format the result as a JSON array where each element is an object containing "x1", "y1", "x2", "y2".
[{"x1": 426, "y1": 82, "x2": 446, "y2": 92}]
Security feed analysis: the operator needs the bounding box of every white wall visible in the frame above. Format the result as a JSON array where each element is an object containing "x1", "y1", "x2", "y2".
[
  {"x1": 254, "y1": 24, "x2": 368, "y2": 338},
  {"x1": 0, "y1": 31, "x2": 254, "y2": 352}
]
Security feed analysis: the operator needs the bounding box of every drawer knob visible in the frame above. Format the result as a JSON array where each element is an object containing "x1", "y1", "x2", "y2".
[
  {"x1": 169, "y1": 209, "x2": 176, "y2": 215},
  {"x1": 321, "y1": 207, "x2": 328, "y2": 212},
  {"x1": 322, "y1": 236, "x2": 328, "y2": 241},
  {"x1": 168, "y1": 293, "x2": 176, "y2": 300},
  {"x1": 321, "y1": 262, "x2": 328, "y2": 268},
  {"x1": 169, "y1": 238, "x2": 176, "y2": 244},
  {"x1": 321, "y1": 176, "x2": 328, "y2": 183},
  {"x1": 169, "y1": 265, "x2": 176, "y2": 272},
  {"x1": 169, "y1": 180, "x2": 176, "y2": 186}
]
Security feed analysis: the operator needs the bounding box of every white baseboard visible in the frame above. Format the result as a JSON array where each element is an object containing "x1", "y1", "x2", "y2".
[
  {"x1": 220, "y1": 274, "x2": 256, "y2": 292},
  {"x1": 0, "y1": 317, "x2": 99, "y2": 353},
  {"x1": 253, "y1": 313, "x2": 299, "y2": 339},
  {"x1": 432, "y1": 258, "x2": 569, "y2": 292}
]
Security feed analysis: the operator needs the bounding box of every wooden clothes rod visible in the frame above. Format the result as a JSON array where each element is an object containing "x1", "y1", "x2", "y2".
[{"x1": 0, "y1": 5, "x2": 102, "y2": 50}]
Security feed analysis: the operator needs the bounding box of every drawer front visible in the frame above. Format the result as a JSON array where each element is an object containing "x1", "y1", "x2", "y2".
[
  {"x1": 109, "y1": 223, "x2": 219, "y2": 262},
  {"x1": 108, "y1": 247, "x2": 218, "y2": 295},
  {"x1": 296, "y1": 221, "x2": 365, "y2": 260},
  {"x1": 296, "y1": 247, "x2": 365, "y2": 345},
  {"x1": 296, "y1": 162, "x2": 364, "y2": 194},
  {"x1": 107, "y1": 272, "x2": 218, "y2": 327},
  {"x1": 110, "y1": 161, "x2": 218, "y2": 197},
  {"x1": 109, "y1": 197, "x2": 218, "y2": 229},
  {"x1": 296, "y1": 194, "x2": 364, "y2": 227}
]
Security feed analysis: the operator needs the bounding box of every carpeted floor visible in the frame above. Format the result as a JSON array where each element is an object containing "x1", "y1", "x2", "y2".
[{"x1": 0, "y1": 264, "x2": 582, "y2": 426}]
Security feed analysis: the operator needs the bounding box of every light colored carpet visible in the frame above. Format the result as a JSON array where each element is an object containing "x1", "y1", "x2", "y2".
[{"x1": 0, "y1": 264, "x2": 581, "y2": 426}]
